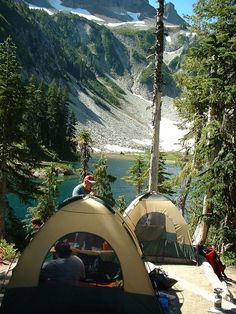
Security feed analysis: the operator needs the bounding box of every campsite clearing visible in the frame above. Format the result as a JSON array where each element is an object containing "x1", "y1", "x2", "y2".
[
  {"x1": 160, "y1": 263, "x2": 236, "y2": 314},
  {"x1": 124, "y1": 193, "x2": 195, "y2": 264},
  {"x1": 1, "y1": 261, "x2": 236, "y2": 313}
]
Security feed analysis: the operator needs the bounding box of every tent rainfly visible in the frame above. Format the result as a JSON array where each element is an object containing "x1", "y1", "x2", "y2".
[
  {"x1": 123, "y1": 193, "x2": 195, "y2": 264},
  {"x1": 0, "y1": 196, "x2": 163, "y2": 314}
]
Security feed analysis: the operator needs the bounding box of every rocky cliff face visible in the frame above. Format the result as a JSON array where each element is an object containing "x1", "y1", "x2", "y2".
[
  {"x1": 164, "y1": 2, "x2": 187, "y2": 26},
  {"x1": 62, "y1": 0, "x2": 156, "y2": 21},
  {"x1": 25, "y1": 0, "x2": 187, "y2": 26},
  {"x1": 8, "y1": 0, "x2": 193, "y2": 152}
]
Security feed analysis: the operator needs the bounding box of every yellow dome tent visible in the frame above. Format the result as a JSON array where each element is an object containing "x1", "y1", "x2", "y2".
[
  {"x1": 1, "y1": 196, "x2": 163, "y2": 314},
  {"x1": 124, "y1": 193, "x2": 195, "y2": 264}
]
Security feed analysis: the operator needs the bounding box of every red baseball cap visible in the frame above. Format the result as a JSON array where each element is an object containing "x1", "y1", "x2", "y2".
[{"x1": 84, "y1": 175, "x2": 96, "y2": 184}]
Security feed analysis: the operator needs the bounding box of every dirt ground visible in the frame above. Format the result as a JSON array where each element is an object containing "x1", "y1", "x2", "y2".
[
  {"x1": 159, "y1": 263, "x2": 236, "y2": 314},
  {"x1": 0, "y1": 260, "x2": 236, "y2": 313}
]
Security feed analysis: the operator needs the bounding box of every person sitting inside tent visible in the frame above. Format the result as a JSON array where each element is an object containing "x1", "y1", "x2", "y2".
[
  {"x1": 197, "y1": 244, "x2": 227, "y2": 281},
  {"x1": 40, "y1": 240, "x2": 85, "y2": 285}
]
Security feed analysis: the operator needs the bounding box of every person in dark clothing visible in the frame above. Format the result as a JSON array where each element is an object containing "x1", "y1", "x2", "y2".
[
  {"x1": 26, "y1": 217, "x2": 43, "y2": 242},
  {"x1": 31, "y1": 218, "x2": 43, "y2": 231},
  {"x1": 72, "y1": 175, "x2": 96, "y2": 197},
  {"x1": 40, "y1": 240, "x2": 85, "y2": 285}
]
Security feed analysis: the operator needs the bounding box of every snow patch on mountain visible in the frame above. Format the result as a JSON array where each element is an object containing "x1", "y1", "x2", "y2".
[
  {"x1": 27, "y1": 0, "x2": 105, "y2": 21},
  {"x1": 127, "y1": 12, "x2": 141, "y2": 21},
  {"x1": 70, "y1": 11, "x2": 104, "y2": 21},
  {"x1": 71, "y1": 78, "x2": 187, "y2": 153},
  {"x1": 107, "y1": 20, "x2": 146, "y2": 27},
  {"x1": 104, "y1": 144, "x2": 143, "y2": 153},
  {"x1": 29, "y1": 5, "x2": 54, "y2": 15},
  {"x1": 131, "y1": 116, "x2": 186, "y2": 152},
  {"x1": 91, "y1": 114, "x2": 186, "y2": 153},
  {"x1": 160, "y1": 118, "x2": 185, "y2": 151}
]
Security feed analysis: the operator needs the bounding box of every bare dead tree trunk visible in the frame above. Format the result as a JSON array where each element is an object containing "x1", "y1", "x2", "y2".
[
  {"x1": 177, "y1": 177, "x2": 191, "y2": 217},
  {"x1": 148, "y1": 0, "x2": 164, "y2": 193},
  {"x1": 177, "y1": 122, "x2": 203, "y2": 216},
  {"x1": 194, "y1": 194, "x2": 212, "y2": 243},
  {"x1": 193, "y1": 107, "x2": 222, "y2": 245}
]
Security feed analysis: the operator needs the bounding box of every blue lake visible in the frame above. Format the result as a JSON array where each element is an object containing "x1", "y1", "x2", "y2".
[{"x1": 8, "y1": 158, "x2": 180, "y2": 218}]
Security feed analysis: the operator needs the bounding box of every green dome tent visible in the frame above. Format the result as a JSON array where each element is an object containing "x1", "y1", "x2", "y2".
[
  {"x1": 0, "y1": 196, "x2": 163, "y2": 314},
  {"x1": 123, "y1": 193, "x2": 195, "y2": 264}
]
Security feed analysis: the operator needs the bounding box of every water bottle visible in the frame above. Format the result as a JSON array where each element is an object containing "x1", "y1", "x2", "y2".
[
  {"x1": 158, "y1": 295, "x2": 169, "y2": 313},
  {"x1": 213, "y1": 288, "x2": 223, "y2": 309}
]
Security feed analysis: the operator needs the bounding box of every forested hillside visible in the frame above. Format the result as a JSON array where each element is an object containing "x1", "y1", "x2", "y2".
[
  {"x1": 0, "y1": 0, "x2": 194, "y2": 152},
  {"x1": 0, "y1": 0, "x2": 235, "y2": 267}
]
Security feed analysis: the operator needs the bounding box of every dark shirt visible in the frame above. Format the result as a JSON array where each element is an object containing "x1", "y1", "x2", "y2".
[
  {"x1": 40, "y1": 255, "x2": 85, "y2": 285},
  {"x1": 72, "y1": 184, "x2": 90, "y2": 196}
]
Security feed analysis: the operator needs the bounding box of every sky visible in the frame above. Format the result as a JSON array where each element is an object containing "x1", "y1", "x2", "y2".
[{"x1": 149, "y1": 0, "x2": 197, "y2": 18}]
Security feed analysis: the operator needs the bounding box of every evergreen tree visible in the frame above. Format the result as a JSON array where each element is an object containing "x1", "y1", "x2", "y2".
[
  {"x1": 116, "y1": 195, "x2": 126, "y2": 213},
  {"x1": 24, "y1": 76, "x2": 51, "y2": 159},
  {"x1": 174, "y1": 0, "x2": 236, "y2": 250},
  {"x1": 56, "y1": 85, "x2": 69, "y2": 158},
  {"x1": 78, "y1": 129, "x2": 93, "y2": 179},
  {"x1": 0, "y1": 37, "x2": 40, "y2": 238},
  {"x1": 170, "y1": 147, "x2": 198, "y2": 217},
  {"x1": 24, "y1": 76, "x2": 40, "y2": 140},
  {"x1": 5, "y1": 206, "x2": 27, "y2": 251},
  {"x1": 45, "y1": 81, "x2": 76, "y2": 159},
  {"x1": 155, "y1": 152, "x2": 173, "y2": 195},
  {"x1": 66, "y1": 109, "x2": 77, "y2": 156},
  {"x1": 27, "y1": 164, "x2": 58, "y2": 222},
  {"x1": 93, "y1": 155, "x2": 116, "y2": 207},
  {"x1": 122, "y1": 154, "x2": 148, "y2": 195},
  {"x1": 47, "y1": 79, "x2": 59, "y2": 152},
  {"x1": 123, "y1": 151, "x2": 173, "y2": 196},
  {"x1": 37, "y1": 81, "x2": 49, "y2": 147}
]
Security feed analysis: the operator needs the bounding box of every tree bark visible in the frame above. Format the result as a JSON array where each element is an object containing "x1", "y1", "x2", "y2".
[
  {"x1": 177, "y1": 126, "x2": 202, "y2": 217},
  {"x1": 193, "y1": 107, "x2": 222, "y2": 245},
  {"x1": 192, "y1": 194, "x2": 212, "y2": 245},
  {"x1": 148, "y1": 0, "x2": 164, "y2": 193},
  {"x1": 177, "y1": 177, "x2": 191, "y2": 217}
]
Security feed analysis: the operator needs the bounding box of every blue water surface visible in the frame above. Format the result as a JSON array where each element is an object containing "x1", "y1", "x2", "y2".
[{"x1": 7, "y1": 158, "x2": 179, "y2": 218}]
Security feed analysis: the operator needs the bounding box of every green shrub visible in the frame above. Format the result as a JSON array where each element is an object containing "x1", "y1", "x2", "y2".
[
  {"x1": 5, "y1": 207, "x2": 28, "y2": 252},
  {"x1": 139, "y1": 63, "x2": 154, "y2": 85},
  {"x1": 102, "y1": 76, "x2": 126, "y2": 96},
  {"x1": 177, "y1": 34, "x2": 186, "y2": 47},
  {"x1": 92, "y1": 96, "x2": 111, "y2": 111},
  {"x1": 113, "y1": 28, "x2": 155, "y2": 53},
  {"x1": 132, "y1": 50, "x2": 146, "y2": 63},
  {"x1": 165, "y1": 151, "x2": 183, "y2": 162},
  {"x1": 0, "y1": 239, "x2": 18, "y2": 261},
  {"x1": 85, "y1": 79, "x2": 121, "y2": 107},
  {"x1": 222, "y1": 251, "x2": 236, "y2": 266},
  {"x1": 169, "y1": 56, "x2": 180, "y2": 72}
]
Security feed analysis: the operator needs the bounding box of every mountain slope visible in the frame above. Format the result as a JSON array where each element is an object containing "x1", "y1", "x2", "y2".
[
  {"x1": 25, "y1": 0, "x2": 156, "y2": 23},
  {"x1": 0, "y1": 0, "x2": 194, "y2": 152}
]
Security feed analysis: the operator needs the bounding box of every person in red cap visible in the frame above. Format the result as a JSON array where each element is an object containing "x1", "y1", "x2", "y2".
[{"x1": 72, "y1": 174, "x2": 96, "y2": 197}]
